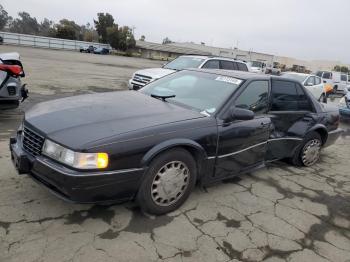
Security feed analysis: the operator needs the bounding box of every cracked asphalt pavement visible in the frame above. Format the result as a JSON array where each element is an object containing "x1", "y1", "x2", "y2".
[{"x1": 1, "y1": 46, "x2": 350, "y2": 262}]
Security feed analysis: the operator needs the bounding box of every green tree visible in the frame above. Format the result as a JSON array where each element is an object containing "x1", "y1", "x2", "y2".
[
  {"x1": 94, "y1": 13, "x2": 114, "y2": 43},
  {"x1": 0, "y1": 5, "x2": 11, "y2": 30},
  {"x1": 54, "y1": 19, "x2": 82, "y2": 40},
  {"x1": 333, "y1": 65, "x2": 341, "y2": 72},
  {"x1": 118, "y1": 26, "x2": 135, "y2": 51},
  {"x1": 340, "y1": 66, "x2": 349, "y2": 73},
  {"x1": 39, "y1": 18, "x2": 56, "y2": 37},
  {"x1": 106, "y1": 25, "x2": 119, "y2": 49},
  {"x1": 9, "y1": 12, "x2": 39, "y2": 34}
]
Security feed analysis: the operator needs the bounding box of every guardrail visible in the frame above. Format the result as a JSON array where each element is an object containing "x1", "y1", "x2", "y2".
[{"x1": 0, "y1": 31, "x2": 110, "y2": 51}]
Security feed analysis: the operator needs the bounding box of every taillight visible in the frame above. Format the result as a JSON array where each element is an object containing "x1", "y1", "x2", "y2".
[{"x1": 0, "y1": 64, "x2": 23, "y2": 77}]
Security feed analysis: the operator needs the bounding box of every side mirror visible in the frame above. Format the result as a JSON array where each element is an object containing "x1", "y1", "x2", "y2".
[
  {"x1": 323, "y1": 80, "x2": 327, "y2": 83},
  {"x1": 227, "y1": 107, "x2": 255, "y2": 122}
]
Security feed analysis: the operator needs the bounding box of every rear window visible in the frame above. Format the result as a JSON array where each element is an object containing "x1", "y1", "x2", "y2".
[{"x1": 341, "y1": 74, "x2": 347, "y2": 81}]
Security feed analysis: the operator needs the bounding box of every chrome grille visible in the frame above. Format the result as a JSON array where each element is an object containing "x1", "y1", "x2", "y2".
[
  {"x1": 132, "y1": 74, "x2": 152, "y2": 85},
  {"x1": 23, "y1": 127, "x2": 44, "y2": 156}
]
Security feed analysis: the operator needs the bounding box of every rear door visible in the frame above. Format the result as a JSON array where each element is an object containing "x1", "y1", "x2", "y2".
[
  {"x1": 215, "y1": 80, "x2": 271, "y2": 179},
  {"x1": 266, "y1": 79, "x2": 316, "y2": 161}
]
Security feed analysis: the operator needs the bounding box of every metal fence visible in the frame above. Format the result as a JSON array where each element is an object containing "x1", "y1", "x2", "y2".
[{"x1": 0, "y1": 31, "x2": 110, "y2": 51}]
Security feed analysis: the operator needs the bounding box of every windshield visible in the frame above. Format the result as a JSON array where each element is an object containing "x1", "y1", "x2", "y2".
[
  {"x1": 251, "y1": 61, "x2": 263, "y2": 68},
  {"x1": 140, "y1": 71, "x2": 242, "y2": 114},
  {"x1": 164, "y1": 56, "x2": 205, "y2": 70},
  {"x1": 282, "y1": 73, "x2": 307, "y2": 83}
]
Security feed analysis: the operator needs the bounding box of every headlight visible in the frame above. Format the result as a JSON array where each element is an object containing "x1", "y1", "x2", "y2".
[
  {"x1": 42, "y1": 139, "x2": 108, "y2": 169},
  {"x1": 339, "y1": 97, "x2": 347, "y2": 108}
]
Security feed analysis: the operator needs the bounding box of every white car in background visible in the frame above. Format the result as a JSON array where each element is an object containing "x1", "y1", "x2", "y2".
[
  {"x1": 282, "y1": 72, "x2": 327, "y2": 103},
  {"x1": 315, "y1": 71, "x2": 346, "y2": 93},
  {"x1": 128, "y1": 55, "x2": 249, "y2": 90},
  {"x1": 249, "y1": 61, "x2": 266, "y2": 74}
]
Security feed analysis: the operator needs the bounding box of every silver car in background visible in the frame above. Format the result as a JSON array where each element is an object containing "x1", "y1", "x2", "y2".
[{"x1": 0, "y1": 52, "x2": 28, "y2": 110}]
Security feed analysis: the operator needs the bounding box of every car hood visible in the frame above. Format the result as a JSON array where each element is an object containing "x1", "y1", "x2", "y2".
[
  {"x1": 135, "y1": 68, "x2": 176, "y2": 79},
  {"x1": 25, "y1": 91, "x2": 204, "y2": 150},
  {"x1": 0, "y1": 52, "x2": 20, "y2": 62}
]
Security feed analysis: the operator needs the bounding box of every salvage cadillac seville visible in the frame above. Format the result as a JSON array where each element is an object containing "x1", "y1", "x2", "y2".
[{"x1": 10, "y1": 69, "x2": 342, "y2": 215}]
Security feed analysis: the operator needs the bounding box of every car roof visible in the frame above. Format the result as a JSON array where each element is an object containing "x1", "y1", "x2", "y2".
[
  {"x1": 187, "y1": 68, "x2": 271, "y2": 80},
  {"x1": 180, "y1": 55, "x2": 247, "y2": 64}
]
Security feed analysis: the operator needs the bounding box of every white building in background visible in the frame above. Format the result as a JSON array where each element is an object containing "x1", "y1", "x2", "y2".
[
  {"x1": 167, "y1": 42, "x2": 274, "y2": 65},
  {"x1": 167, "y1": 42, "x2": 349, "y2": 72}
]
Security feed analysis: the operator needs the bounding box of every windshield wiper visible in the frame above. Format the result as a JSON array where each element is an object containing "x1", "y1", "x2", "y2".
[{"x1": 151, "y1": 94, "x2": 176, "y2": 101}]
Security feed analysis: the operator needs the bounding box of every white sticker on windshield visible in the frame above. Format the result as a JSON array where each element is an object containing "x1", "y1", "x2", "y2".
[{"x1": 215, "y1": 76, "x2": 242, "y2": 85}]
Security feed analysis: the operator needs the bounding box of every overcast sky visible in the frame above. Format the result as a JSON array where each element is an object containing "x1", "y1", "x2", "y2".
[{"x1": 2, "y1": 0, "x2": 349, "y2": 63}]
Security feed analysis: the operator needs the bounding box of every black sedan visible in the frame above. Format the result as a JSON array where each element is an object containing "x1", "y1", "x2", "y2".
[{"x1": 10, "y1": 69, "x2": 342, "y2": 214}]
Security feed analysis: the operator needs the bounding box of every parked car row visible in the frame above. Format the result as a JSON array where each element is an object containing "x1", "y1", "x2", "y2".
[{"x1": 79, "y1": 45, "x2": 110, "y2": 55}]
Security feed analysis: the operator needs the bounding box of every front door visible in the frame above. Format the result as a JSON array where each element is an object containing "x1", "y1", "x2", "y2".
[{"x1": 215, "y1": 80, "x2": 271, "y2": 179}]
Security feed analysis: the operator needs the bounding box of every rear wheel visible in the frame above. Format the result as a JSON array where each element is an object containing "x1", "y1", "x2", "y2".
[
  {"x1": 137, "y1": 148, "x2": 197, "y2": 215},
  {"x1": 290, "y1": 132, "x2": 322, "y2": 167}
]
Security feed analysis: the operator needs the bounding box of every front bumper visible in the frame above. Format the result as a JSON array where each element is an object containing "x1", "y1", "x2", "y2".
[
  {"x1": 324, "y1": 128, "x2": 343, "y2": 147},
  {"x1": 10, "y1": 136, "x2": 146, "y2": 203}
]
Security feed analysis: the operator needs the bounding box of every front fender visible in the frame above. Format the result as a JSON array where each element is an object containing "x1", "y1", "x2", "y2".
[{"x1": 141, "y1": 138, "x2": 208, "y2": 166}]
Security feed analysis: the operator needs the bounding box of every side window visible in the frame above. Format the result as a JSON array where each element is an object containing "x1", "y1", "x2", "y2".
[
  {"x1": 220, "y1": 61, "x2": 235, "y2": 70},
  {"x1": 202, "y1": 60, "x2": 220, "y2": 69},
  {"x1": 305, "y1": 76, "x2": 315, "y2": 86},
  {"x1": 315, "y1": 77, "x2": 321, "y2": 85},
  {"x1": 237, "y1": 62, "x2": 248, "y2": 71},
  {"x1": 235, "y1": 81, "x2": 269, "y2": 115},
  {"x1": 271, "y1": 80, "x2": 312, "y2": 111}
]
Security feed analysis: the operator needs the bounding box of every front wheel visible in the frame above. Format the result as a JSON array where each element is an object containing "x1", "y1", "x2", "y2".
[
  {"x1": 290, "y1": 132, "x2": 322, "y2": 167},
  {"x1": 137, "y1": 148, "x2": 197, "y2": 215}
]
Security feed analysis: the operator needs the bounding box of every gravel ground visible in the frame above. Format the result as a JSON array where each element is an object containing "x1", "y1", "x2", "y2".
[{"x1": 0, "y1": 46, "x2": 350, "y2": 262}]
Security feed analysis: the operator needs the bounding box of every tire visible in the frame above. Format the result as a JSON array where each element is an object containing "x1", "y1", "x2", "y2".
[
  {"x1": 290, "y1": 131, "x2": 322, "y2": 167},
  {"x1": 319, "y1": 93, "x2": 327, "y2": 103},
  {"x1": 137, "y1": 148, "x2": 197, "y2": 215}
]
